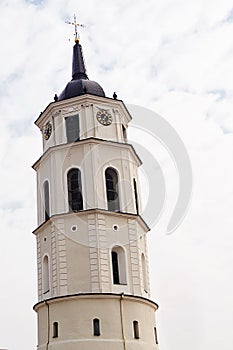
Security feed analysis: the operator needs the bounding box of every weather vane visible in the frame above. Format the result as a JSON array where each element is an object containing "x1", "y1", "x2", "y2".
[{"x1": 66, "y1": 14, "x2": 85, "y2": 43}]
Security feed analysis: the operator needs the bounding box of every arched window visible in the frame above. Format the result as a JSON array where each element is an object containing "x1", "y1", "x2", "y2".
[
  {"x1": 67, "y1": 168, "x2": 83, "y2": 212},
  {"x1": 43, "y1": 255, "x2": 50, "y2": 293},
  {"x1": 133, "y1": 320, "x2": 140, "y2": 339},
  {"x1": 111, "y1": 251, "x2": 119, "y2": 284},
  {"x1": 133, "y1": 178, "x2": 139, "y2": 215},
  {"x1": 141, "y1": 253, "x2": 148, "y2": 293},
  {"x1": 93, "y1": 318, "x2": 100, "y2": 336},
  {"x1": 105, "y1": 168, "x2": 120, "y2": 211},
  {"x1": 53, "y1": 322, "x2": 58, "y2": 338},
  {"x1": 43, "y1": 181, "x2": 50, "y2": 221},
  {"x1": 111, "y1": 246, "x2": 127, "y2": 285}
]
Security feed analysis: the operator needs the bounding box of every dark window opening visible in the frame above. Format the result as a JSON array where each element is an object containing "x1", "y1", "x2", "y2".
[
  {"x1": 65, "y1": 115, "x2": 80, "y2": 143},
  {"x1": 154, "y1": 327, "x2": 158, "y2": 344},
  {"x1": 53, "y1": 322, "x2": 58, "y2": 338},
  {"x1": 44, "y1": 181, "x2": 50, "y2": 221},
  {"x1": 67, "y1": 168, "x2": 83, "y2": 212},
  {"x1": 105, "y1": 168, "x2": 120, "y2": 211},
  {"x1": 133, "y1": 320, "x2": 140, "y2": 339},
  {"x1": 122, "y1": 125, "x2": 127, "y2": 142},
  {"x1": 133, "y1": 178, "x2": 139, "y2": 215},
  {"x1": 93, "y1": 318, "x2": 100, "y2": 336},
  {"x1": 111, "y1": 251, "x2": 120, "y2": 284}
]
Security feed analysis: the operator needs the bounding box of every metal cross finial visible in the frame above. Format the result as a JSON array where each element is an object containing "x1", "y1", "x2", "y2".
[{"x1": 66, "y1": 14, "x2": 85, "y2": 43}]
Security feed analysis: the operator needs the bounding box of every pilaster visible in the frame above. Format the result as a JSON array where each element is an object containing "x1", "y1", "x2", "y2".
[
  {"x1": 128, "y1": 218, "x2": 141, "y2": 295},
  {"x1": 57, "y1": 219, "x2": 68, "y2": 295},
  {"x1": 51, "y1": 223, "x2": 58, "y2": 296},
  {"x1": 37, "y1": 235, "x2": 42, "y2": 300}
]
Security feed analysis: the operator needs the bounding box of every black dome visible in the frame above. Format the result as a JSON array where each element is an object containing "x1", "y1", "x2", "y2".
[
  {"x1": 58, "y1": 79, "x2": 105, "y2": 101},
  {"x1": 58, "y1": 42, "x2": 105, "y2": 101}
]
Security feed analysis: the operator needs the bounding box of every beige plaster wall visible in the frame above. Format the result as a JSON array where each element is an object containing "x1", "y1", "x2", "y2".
[
  {"x1": 35, "y1": 212, "x2": 150, "y2": 301},
  {"x1": 35, "y1": 294, "x2": 159, "y2": 350}
]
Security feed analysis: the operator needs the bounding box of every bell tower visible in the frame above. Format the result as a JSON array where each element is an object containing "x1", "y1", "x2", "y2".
[{"x1": 33, "y1": 25, "x2": 159, "y2": 349}]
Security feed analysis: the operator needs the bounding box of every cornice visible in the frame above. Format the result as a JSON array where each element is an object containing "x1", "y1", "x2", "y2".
[
  {"x1": 32, "y1": 208, "x2": 150, "y2": 235},
  {"x1": 35, "y1": 94, "x2": 132, "y2": 127},
  {"x1": 33, "y1": 292, "x2": 159, "y2": 311},
  {"x1": 32, "y1": 137, "x2": 142, "y2": 170}
]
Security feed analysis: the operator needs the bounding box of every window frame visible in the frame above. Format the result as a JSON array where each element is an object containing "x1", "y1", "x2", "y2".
[
  {"x1": 53, "y1": 322, "x2": 59, "y2": 338},
  {"x1": 43, "y1": 180, "x2": 50, "y2": 221},
  {"x1": 141, "y1": 253, "x2": 148, "y2": 293},
  {"x1": 93, "y1": 318, "x2": 100, "y2": 336},
  {"x1": 122, "y1": 124, "x2": 127, "y2": 142},
  {"x1": 42, "y1": 255, "x2": 50, "y2": 294},
  {"x1": 133, "y1": 320, "x2": 140, "y2": 339},
  {"x1": 111, "y1": 246, "x2": 127, "y2": 285},
  {"x1": 67, "y1": 168, "x2": 83, "y2": 212},
  {"x1": 105, "y1": 167, "x2": 120, "y2": 212},
  {"x1": 65, "y1": 114, "x2": 80, "y2": 143},
  {"x1": 133, "y1": 178, "x2": 139, "y2": 215}
]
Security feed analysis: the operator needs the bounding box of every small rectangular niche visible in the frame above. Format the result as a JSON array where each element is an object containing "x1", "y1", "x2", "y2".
[
  {"x1": 133, "y1": 320, "x2": 140, "y2": 339},
  {"x1": 53, "y1": 322, "x2": 59, "y2": 338},
  {"x1": 93, "y1": 318, "x2": 100, "y2": 336}
]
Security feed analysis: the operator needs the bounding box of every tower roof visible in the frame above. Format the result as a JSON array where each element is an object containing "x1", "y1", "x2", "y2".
[{"x1": 58, "y1": 42, "x2": 105, "y2": 101}]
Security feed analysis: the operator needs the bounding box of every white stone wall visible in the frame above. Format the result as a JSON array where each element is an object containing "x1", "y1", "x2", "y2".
[
  {"x1": 35, "y1": 95, "x2": 131, "y2": 153},
  {"x1": 35, "y1": 294, "x2": 159, "y2": 350},
  {"x1": 34, "y1": 139, "x2": 141, "y2": 226},
  {"x1": 34, "y1": 211, "x2": 150, "y2": 300},
  {"x1": 34, "y1": 93, "x2": 159, "y2": 350}
]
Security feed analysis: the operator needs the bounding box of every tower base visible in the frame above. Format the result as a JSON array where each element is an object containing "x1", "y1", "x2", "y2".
[{"x1": 34, "y1": 293, "x2": 159, "y2": 350}]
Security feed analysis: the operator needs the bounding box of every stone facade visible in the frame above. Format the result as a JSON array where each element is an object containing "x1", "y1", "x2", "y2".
[{"x1": 33, "y1": 64, "x2": 159, "y2": 350}]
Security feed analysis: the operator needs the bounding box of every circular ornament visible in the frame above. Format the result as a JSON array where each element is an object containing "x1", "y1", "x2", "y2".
[
  {"x1": 96, "y1": 109, "x2": 112, "y2": 126},
  {"x1": 71, "y1": 225, "x2": 78, "y2": 232},
  {"x1": 43, "y1": 121, "x2": 52, "y2": 140}
]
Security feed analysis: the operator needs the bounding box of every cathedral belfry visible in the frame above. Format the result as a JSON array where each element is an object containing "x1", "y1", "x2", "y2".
[{"x1": 33, "y1": 19, "x2": 159, "y2": 349}]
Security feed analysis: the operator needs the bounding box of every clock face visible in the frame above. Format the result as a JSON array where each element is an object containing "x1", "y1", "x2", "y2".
[
  {"x1": 43, "y1": 121, "x2": 52, "y2": 140},
  {"x1": 96, "y1": 110, "x2": 112, "y2": 126}
]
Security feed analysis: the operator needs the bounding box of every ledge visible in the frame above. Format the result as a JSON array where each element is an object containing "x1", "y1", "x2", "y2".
[
  {"x1": 33, "y1": 292, "x2": 159, "y2": 311},
  {"x1": 32, "y1": 208, "x2": 150, "y2": 235},
  {"x1": 32, "y1": 136, "x2": 142, "y2": 170},
  {"x1": 35, "y1": 94, "x2": 132, "y2": 126}
]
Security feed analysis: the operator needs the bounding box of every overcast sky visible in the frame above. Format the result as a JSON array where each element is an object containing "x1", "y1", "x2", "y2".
[{"x1": 0, "y1": 0, "x2": 233, "y2": 349}]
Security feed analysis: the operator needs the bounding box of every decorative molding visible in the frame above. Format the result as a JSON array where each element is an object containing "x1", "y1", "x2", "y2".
[
  {"x1": 95, "y1": 105, "x2": 112, "y2": 113},
  {"x1": 51, "y1": 224, "x2": 57, "y2": 296},
  {"x1": 88, "y1": 214, "x2": 99, "y2": 293},
  {"x1": 57, "y1": 219, "x2": 68, "y2": 295},
  {"x1": 37, "y1": 236, "x2": 42, "y2": 301},
  {"x1": 128, "y1": 218, "x2": 141, "y2": 296},
  {"x1": 97, "y1": 213, "x2": 110, "y2": 293},
  {"x1": 52, "y1": 110, "x2": 60, "y2": 118},
  {"x1": 61, "y1": 105, "x2": 81, "y2": 115},
  {"x1": 88, "y1": 213, "x2": 110, "y2": 293},
  {"x1": 144, "y1": 234, "x2": 151, "y2": 297},
  {"x1": 81, "y1": 103, "x2": 93, "y2": 109},
  {"x1": 113, "y1": 108, "x2": 124, "y2": 124},
  {"x1": 113, "y1": 108, "x2": 120, "y2": 114}
]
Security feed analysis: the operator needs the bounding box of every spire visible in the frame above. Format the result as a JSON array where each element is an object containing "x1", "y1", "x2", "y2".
[
  {"x1": 65, "y1": 14, "x2": 88, "y2": 80},
  {"x1": 72, "y1": 42, "x2": 89, "y2": 80},
  {"x1": 58, "y1": 14, "x2": 105, "y2": 101}
]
